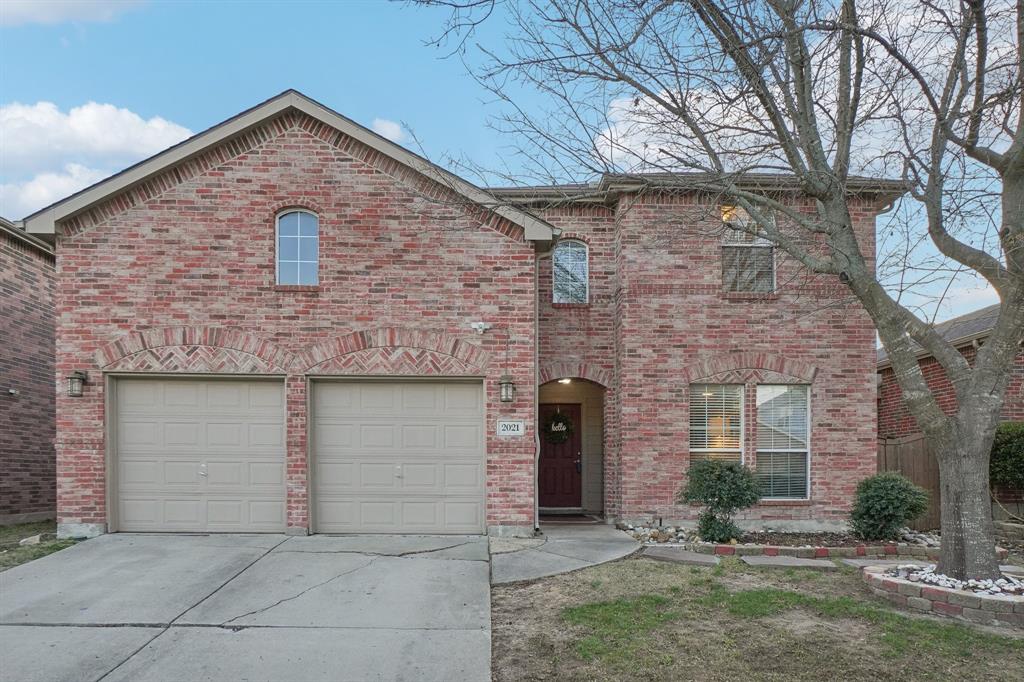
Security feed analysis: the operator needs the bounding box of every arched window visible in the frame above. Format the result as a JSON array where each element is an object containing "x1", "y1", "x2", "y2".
[
  {"x1": 552, "y1": 239, "x2": 588, "y2": 303},
  {"x1": 276, "y1": 210, "x2": 319, "y2": 285}
]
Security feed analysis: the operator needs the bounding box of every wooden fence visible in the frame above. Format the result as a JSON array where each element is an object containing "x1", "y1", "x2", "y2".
[{"x1": 877, "y1": 435, "x2": 941, "y2": 531}]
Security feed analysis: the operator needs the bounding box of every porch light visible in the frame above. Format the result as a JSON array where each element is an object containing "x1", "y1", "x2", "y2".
[
  {"x1": 66, "y1": 371, "x2": 88, "y2": 398},
  {"x1": 558, "y1": 378, "x2": 572, "y2": 384},
  {"x1": 498, "y1": 374, "x2": 516, "y2": 403}
]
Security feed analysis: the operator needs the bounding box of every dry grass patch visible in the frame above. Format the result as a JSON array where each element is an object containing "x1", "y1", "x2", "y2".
[
  {"x1": 491, "y1": 557, "x2": 1024, "y2": 681},
  {"x1": 0, "y1": 521, "x2": 75, "y2": 572}
]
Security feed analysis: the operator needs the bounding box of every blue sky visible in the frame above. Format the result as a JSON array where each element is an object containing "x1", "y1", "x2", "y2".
[
  {"x1": 0, "y1": 1, "x2": 999, "y2": 321},
  {"x1": 0, "y1": 0, "x2": 529, "y2": 217}
]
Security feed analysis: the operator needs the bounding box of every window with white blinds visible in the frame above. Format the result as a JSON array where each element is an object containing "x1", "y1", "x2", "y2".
[
  {"x1": 721, "y1": 205, "x2": 775, "y2": 293},
  {"x1": 755, "y1": 385, "x2": 809, "y2": 499},
  {"x1": 689, "y1": 384, "x2": 743, "y2": 463}
]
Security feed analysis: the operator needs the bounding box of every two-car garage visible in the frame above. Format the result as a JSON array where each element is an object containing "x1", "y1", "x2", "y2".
[{"x1": 110, "y1": 377, "x2": 485, "y2": 535}]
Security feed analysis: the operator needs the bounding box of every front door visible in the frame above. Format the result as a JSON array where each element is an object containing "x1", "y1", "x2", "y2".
[{"x1": 538, "y1": 403, "x2": 582, "y2": 508}]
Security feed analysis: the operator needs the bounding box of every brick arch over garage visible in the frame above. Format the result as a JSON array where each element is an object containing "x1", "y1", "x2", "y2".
[
  {"x1": 682, "y1": 351, "x2": 819, "y2": 383},
  {"x1": 299, "y1": 327, "x2": 490, "y2": 375},
  {"x1": 539, "y1": 360, "x2": 612, "y2": 388},
  {"x1": 95, "y1": 327, "x2": 295, "y2": 373}
]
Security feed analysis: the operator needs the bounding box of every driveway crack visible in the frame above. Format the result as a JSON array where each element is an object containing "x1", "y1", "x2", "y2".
[
  {"x1": 95, "y1": 535, "x2": 290, "y2": 682},
  {"x1": 274, "y1": 539, "x2": 479, "y2": 558},
  {"x1": 221, "y1": 556, "x2": 377, "y2": 626}
]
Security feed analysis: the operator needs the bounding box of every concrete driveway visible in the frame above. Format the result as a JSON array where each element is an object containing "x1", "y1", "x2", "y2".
[{"x1": 0, "y1": 533, "x2": 490, "y2": 682}]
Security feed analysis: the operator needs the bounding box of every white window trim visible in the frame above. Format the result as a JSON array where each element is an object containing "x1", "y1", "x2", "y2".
[
  {"x1": 275, "y1": 209, "x2": 319, "y2": 286},
  {"x1": 552, "y1": 239, "x2": 589, "y2": 304},
  {"x1": 755, "y1": 384, "x2": 811, "y2": 501},
  {"x1": 689, "y1": 384, "x2": 745, "y2": 464}
]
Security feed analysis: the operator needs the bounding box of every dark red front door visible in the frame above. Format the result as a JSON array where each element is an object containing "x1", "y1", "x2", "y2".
[{"x1": 539, "y1": 403, "x2": 582, "y2": 507}]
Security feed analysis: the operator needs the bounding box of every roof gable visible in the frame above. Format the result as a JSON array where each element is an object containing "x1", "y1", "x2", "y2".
[{"x1": 22, "y1": 90, "x2": 555, "y2": 242}]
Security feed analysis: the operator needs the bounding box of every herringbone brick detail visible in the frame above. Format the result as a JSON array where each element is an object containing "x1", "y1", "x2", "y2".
[
  {"x1": 308, "y1": 347, "x2": 477, "y2": 375},
  {"x1": 105, "y1": 346, "x2": 282, "y2": 374}
]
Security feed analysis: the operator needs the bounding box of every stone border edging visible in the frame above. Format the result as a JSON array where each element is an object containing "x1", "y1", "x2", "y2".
[
  {"x1": 861, "y1": 566, "x2": 1024, "y2": 628},
  {"x1": 691, "y1": 542, "x2": 1009, "y2": 561}
]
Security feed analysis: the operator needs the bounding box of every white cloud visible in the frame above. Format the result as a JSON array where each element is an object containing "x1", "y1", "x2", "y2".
[
  {"x1": 0, "y1": 100, "x2": 191, "y2": 218},
  {"x1": 0, "y1": 0, "x2": 144, "y2": 26},
  {"x1": 0, "y1": 163, "x2": 110, "y2": 218},
  {"x1": 1, "y1": 101, "x2": 192, "y2": 178},
  {"x1": 371, "y1": 118, "x2": 406, "y2": 143}
]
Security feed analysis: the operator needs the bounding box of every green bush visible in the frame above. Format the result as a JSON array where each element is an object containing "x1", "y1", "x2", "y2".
[
  {"x1": 850, "y1": 472, "x2": 929, "y2": 541},
  {"x1": 679, "y1": 459, "x2": 760, "y2": 542},
  {"x1": 990, "y1": 422, "x2": 1024, "y2": 491}
]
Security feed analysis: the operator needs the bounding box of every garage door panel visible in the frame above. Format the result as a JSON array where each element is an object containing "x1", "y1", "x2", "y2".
[
  {"x1": 114, "y1": 378, "x2": 286, "y2": 533},
  {"x1": 313, "y1": 381, "x2": 485, "y2": 534}
]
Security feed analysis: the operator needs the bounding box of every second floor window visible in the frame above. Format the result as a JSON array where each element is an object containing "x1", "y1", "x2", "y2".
[
  {"x1": 277, "y1": 210, "x2": 318, "y2": 286},
  {"x1": 552, "y1": 239, "x2": 589, "y2": 303},
  {"x1": 721, "y1": 205, "x2": 774, "y2": 293}
]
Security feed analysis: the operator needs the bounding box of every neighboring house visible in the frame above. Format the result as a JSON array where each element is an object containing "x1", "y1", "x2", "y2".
[
  {"x1": 22, "y1": 91, "x2": 902, "y2": 539},
  {"x1": 877, "y1": 304, "x2": 1024, "y2": 438},
  {"x1": 1, "y1": 216, "x2": 56, "y2": 524}
]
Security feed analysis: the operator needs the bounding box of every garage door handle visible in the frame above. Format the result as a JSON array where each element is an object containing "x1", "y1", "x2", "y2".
[
  {"x1": 199, "y1": 463, "x2": 207, "y2": 477},
  {"x1": 395, "y1": 465, "x2": 403, "y2": 479}
]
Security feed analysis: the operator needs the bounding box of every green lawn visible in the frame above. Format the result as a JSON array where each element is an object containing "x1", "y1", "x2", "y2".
[
  {"x1": 492, "y1": 557, "x2": 1024, "y2": 681},
  {"x1": 0, "y1": 521, "x2": 76, "y2": 571}
]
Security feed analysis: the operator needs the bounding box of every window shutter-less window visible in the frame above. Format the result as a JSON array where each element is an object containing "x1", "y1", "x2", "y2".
[
  {"x1": 755, "y1": 385, "x2": 809, "y2": 498},
  {"x1": 689, "y1": 384, "x2": 743, "y2": 463},
  {"x1": 721, "y1": 206, "x2": 774, "y2": 293},
  {"x1": 552, "y1": 240, "x2": 589, "y2": 303}
]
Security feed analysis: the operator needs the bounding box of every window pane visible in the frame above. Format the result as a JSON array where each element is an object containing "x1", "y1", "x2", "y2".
[
  {"x1": 690, "y1": 451, "x2": 743, "y2": 464},
  {"x1": 278, "y1": 212, "x2": 299, "y2": 236},
  {"x1": 278, "y1": 261, "x2": 299, "y2": 285},
  {"x1": 689, "y1": 384, "x2": 742, "y2": 451},
  {"x1": 553, "y1": 240, "x2": 588, "y2": 303},
  {"x1": 756, "y1": 451, "x2": 808, "y2": 498},
  {"x1": 756, "y1": 385, "x2": 808, "y2": 450},
  {"x1": 278, "y1": 236, "x2": 298, "y2": 261},
  {"x1": 723, "y1": 246, "x2": 773, "y2": 292},
  {"x1": 298, "y1": 212, "x2": 319, "y2": 237},
  {"x1": 298, "y1": 236, "x2": 318, "y2": 261},
  {"x1": 298, "y1": 261, "x2": 318, "y2": 286}
]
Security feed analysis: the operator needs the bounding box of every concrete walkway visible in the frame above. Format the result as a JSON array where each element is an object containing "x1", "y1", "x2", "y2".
[
  {"x1": 0, "y1": 533, "x2": 490, "y2": 682},
  {"x1": 491, "y1": 524, "x2": 639, "y2": 584}
]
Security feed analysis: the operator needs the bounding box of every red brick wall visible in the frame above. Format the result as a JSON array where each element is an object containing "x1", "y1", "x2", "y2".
[
  {"x1": 1, "y1": 229, "x2": 56, "y2": 522},
  {"x1": 537, "y1": 193, "x2": 883, "y2": 526},
  {"x1": 54, "y1": 111, "x2": 538, "y2": 534},
  {"x1": 877, "y1": 345, "x2": 1024, "y2": 439}
]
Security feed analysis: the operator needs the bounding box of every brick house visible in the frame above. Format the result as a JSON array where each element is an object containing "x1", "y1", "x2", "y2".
[
  {"x1": 877, "y1": 304, "x2": 1024, "y2": 517},
  {"x1": 21, "y1": 91, "x2": 902, "y2": 538},
  {"x1": 877, "y1": 304, "x2": 1024, "y2": 438},
  {"x1": 1, "y1": 216, "x2": 56, "y2": 524}
]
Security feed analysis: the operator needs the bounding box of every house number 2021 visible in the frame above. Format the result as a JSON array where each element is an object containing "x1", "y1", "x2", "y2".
[{"x1": 497, "y1": 420, "x2": 525, "y2": 437}]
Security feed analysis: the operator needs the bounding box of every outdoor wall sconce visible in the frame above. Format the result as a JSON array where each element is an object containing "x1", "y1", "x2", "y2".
[
  {"x1": 498, "y1": 374, "x2": 516, "y2": 403},
  {"x1": 66, "y1": 371, "x2": 88, "y2": 398}
]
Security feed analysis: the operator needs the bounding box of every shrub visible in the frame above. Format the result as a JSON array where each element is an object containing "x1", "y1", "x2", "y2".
[
  {"x1": 990, "y1": 422, "x2": 1024, "y2": 492},
  {"x1": 679, "y1": 459, "x2": 760, "y2": 542},
  {"x1": 850, "y1": 472, "x2": 929, "y2": 541}
]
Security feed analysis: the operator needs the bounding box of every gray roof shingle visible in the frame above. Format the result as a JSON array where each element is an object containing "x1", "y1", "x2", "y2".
[{"x1": 876, "y1": 304, "x2": 1001, "y2": 365}]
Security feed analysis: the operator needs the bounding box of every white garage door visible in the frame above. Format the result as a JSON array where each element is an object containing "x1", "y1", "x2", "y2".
[
  {"x1": 312, "y1": 381, "x2": 485, "y2": 534},
  {"x1": 114, "y1": 378, "x2": 286, "y2": 532}
]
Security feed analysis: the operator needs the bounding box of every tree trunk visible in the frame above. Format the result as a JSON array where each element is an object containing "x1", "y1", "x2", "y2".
[{"x1": 934, "y1": 433, "x2": 1001, "y2": 580}]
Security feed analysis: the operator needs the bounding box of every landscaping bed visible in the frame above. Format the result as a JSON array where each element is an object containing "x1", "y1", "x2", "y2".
[
  {"x1": 492, "y1": 556, "x2": 1024, "y2": 681},
  {"x1": 864, "y1": 565, "x2": 1024, "y2": 628}
]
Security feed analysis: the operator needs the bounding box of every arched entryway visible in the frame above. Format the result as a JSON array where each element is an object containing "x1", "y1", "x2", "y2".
[{"x1": 538, "y1": 377, "x2": 606, "y2": 515}]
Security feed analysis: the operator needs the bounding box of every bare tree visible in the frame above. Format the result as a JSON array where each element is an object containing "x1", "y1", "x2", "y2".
[{"x1": 418, "y1": 0, "x2": 1023, "y2": 579}]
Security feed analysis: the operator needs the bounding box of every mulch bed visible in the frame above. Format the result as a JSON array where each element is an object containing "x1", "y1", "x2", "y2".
[{"x1": 739, "y1": 531, "x2": 869, "y2": 547}]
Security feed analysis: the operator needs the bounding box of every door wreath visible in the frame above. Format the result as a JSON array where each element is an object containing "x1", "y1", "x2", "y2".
[{"x1": 543, "y1": 410, "x2": 575, "y2": 445}]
